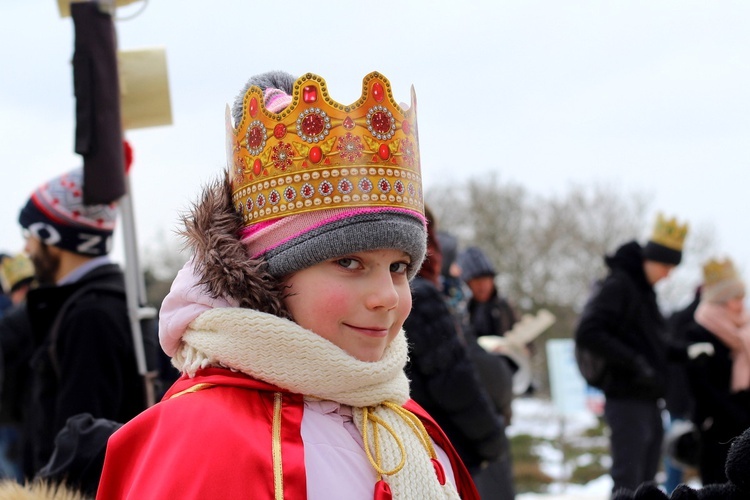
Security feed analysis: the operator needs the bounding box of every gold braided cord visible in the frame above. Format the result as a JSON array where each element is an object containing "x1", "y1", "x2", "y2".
[
  {"x1": 361, "y1": 407, "x2": 407, "y2": 477},
  {"x1": 382, "y1": 401, "x2": 438, "y2": 460},
  {"x1": 360, "y1": 401, "x2": 438, "y2": 481},
  {"x1": 272, "y1": 392, "x2": 284, "y2": 500},
  {"x1": 167, "y1": 383, "x2": 216, "y2": 399}
]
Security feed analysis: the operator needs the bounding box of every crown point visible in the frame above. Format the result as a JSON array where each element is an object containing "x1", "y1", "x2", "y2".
[
  {"x1": 372, "y1": 81, "x2": 385, "y2": 102},
  {"x1": 303, "y1": 85, "x2": 318, "y2": 103},
  {"x1": 249, "y1": 97, "x2": 258, "y2": 118}
]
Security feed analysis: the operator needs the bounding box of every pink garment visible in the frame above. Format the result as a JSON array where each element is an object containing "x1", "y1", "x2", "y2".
[
  {"x1": 301, "y1": 399, "x2": 456, "y2": 499},
  {"x1": 695, "y1": 301, "x2": 750, "y2": 392},
  {"x1": 158, "y1": 258, "x2": 238, "y2": 357}
]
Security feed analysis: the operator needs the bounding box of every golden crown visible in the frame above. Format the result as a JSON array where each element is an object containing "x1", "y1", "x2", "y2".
[
  {"x1": 702, "y1": 257, "x2": 740, "y2": 287},
  {"x1": 0, "y1": 253, "x2": 34, "y2": 291},
  {"x1": 650, "y1": 213, "x2": 688, "y2": 251},
  {"x1": 226, "y1": 72, "x2": 423, "y2": 226}
]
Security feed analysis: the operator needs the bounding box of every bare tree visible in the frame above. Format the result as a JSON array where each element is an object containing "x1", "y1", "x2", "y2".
[{"x1": 427, "y1": 176, "x2": 652, "y2": 310}]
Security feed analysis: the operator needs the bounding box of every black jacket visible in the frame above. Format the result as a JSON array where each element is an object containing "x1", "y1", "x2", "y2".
[
  {"x1": 467, "y1": 289, "x2": 517, "y2": 339},
  {"x1": 663, "y1": 292, "x2": 700, "y2": 418},
  {"x1": 23, "y1": 263, "x2": 147, "y2": 476},
  {"x1": 575, "y1": 241, "x2": 674, "y2": 400},
  {"x1": 685, "y1": 321, "x2": 750, "y2": 444},
  {"x1": 404, "y1": 277, "x2": 503, "y2": 471},
  {"x1": 683, "y1": 319, "x2": 750, "y2": 484},
  {"x1": 0, "y1": 302, "x2": 33, "y2": 425}
]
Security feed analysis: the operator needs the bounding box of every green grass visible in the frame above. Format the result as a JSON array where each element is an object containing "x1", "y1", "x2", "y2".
[{"x1": 510, "y1": 417, "x2": 610, "y2": 494}]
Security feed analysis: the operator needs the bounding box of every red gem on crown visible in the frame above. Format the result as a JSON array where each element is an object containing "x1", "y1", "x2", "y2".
[
  {"x1": 303, "y1": 85, "x2": 317, "y2": 103},
  {"x1": 372, "y1": 81, "x2": 384, "y2": 102},
  {"x1": 309, "y1": 146, "x2": 322, "y2": 163},
  {"x1": 274, "y1": 123, "x2": 286, "y2": 139}
]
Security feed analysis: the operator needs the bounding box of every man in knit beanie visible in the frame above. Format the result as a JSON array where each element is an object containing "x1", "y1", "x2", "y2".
[
  {"x1": 575, "y1": 213, "x2": 691, "y2": 497},
  {"x1": 457, "y1": 246, "x2": 518, "y2": 340},
  {"x1": 16, "y1": 167, "x2": 149, "y2": 484}
]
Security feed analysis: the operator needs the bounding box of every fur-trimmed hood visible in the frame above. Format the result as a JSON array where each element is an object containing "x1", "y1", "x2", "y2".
[
  {"x1": 179, "y1": 171, "x2": 288, "y2": 315},
  {"x1": 158, "y1": 172, "x2": 289, "y2": 357}
]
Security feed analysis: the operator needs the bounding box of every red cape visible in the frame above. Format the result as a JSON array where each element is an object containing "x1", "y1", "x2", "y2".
[{"x1": 97, "y1": 368, "x2": 479, "y2": 499}]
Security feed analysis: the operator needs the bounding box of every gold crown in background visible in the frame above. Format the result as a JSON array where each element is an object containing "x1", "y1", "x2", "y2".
[
  {"x1": 650, "y1": 213, "x2": 688, "y2": 251},
  {"x1": 0, "y1": 253, "x2": 34, "y2": 292},
  {"x1": 702, "y1": 257, "x2": 739, "y2": 287},
  {"x1": 227, "y1": 72, "x2": 423, "y2": 226}
]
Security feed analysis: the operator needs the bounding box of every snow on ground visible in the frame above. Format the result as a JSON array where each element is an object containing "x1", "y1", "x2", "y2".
[{"x1": 508, "y1": 397, "x2": 613, "y2": 500}]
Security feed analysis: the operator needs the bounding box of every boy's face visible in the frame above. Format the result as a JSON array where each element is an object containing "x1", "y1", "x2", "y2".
[
  {"x1": 283, "y1": 249, "x2": 413, "y2": 362},
  {"x1": 467, "y1": 275, "x2": 495, "y2": 303},
  {"x1": 643, "y1": 260, "x2": 676, "y2": 285}
]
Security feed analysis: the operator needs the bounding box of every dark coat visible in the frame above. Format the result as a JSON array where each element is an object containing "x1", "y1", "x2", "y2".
[
  {"x1": 467, "y1": 289, "x2": 517, "y2": 339},
  {"x1": 0, "y1": 302, "x2": 33, "y2": 425},
  {"x1": 23, "y1": 263, "x2": 146, "y2": 476},
  {"x1": 404, "y1": 277, "x2": 503, "y2": 471},
  {"x1": 575, "y1": 241, "x2": 673, "y2": 400},
  {"x1": 684, "y1": 320, "x2": 750, "y2": 484},
  {"x1": 663, "y1": 291, "x2": 700, "y2": 418}
]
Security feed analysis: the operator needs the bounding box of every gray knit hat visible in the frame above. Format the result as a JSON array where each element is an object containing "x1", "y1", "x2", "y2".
[
  {"x1": 229, "y1": 71, "x2": 426, "y2": 278},
  {"x1": 457, "y1": 246, "x2": 496, "y2": 282}
]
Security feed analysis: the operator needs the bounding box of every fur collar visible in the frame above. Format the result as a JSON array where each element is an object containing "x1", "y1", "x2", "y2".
[{"x1": 179, "y1": 171, "x2": 290, "y2": 318}]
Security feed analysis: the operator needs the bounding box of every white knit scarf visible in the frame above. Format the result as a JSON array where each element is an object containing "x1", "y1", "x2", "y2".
[{"x1": 175, "y1": 307, "x2": 460, "y2": 499}]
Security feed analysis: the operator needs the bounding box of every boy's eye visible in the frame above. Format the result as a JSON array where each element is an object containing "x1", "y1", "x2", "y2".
[{"x1": 390, "y1": 262, "x2": 410, "y2": 274}]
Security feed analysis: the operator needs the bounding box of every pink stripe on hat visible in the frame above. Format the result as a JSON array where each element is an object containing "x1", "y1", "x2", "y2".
[{"x1": 240, "y1": 206, "x2": 425, "y2": 259}]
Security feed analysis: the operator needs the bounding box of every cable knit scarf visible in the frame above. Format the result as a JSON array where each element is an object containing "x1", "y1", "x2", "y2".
[
  {"x1": 695, "y1": 301, "x2": 750, "y2": 392},
  {"x1": 174, "y1": 307, "x2": 460, "y2": 499}
]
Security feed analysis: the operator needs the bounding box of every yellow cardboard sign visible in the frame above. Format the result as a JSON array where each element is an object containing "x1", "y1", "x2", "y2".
[
  {"x1": 118, "y1": 47, "x2": 173, "y2": 130},
  {"x1": 57, "y1": 0, "x2": 144, "y2": 18}
]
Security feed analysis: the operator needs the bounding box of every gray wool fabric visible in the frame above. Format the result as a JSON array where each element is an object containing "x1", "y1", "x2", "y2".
[
  {"x1": 263, "y1": 211, "x2": 426, "y2": 279},
  {"x1": 457, "y1": 246, "x2": 496, "y2": 282}
]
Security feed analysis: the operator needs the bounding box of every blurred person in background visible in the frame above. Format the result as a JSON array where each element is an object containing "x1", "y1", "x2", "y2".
[
  {"x1": 457, "y1": 246, "x2": 518, "y2": 341},
  {"x1": 0, "y1": 253, "x2": 35, "y2": 482},
  {"x1": 403, "y1": 209, "x2": 506, "y2": 484},
  {"x1": 0, "y1": 253, "x2": 13, "y2": 318},
  {"x1": 662, "y1": 285, "x2": 701, "y2": 492},
  {"x1": 575, "y1": 214, "x2": 689, "y2": 497},
  {"x1": 437, "y1": 234, "x2": 516, "y2": 499},
  {"x1": 17, "y1": 167, "x2": 148, "y2": 483},
  {"x1": 684, "y1": 257, "x2": 750, "y2": 485}
]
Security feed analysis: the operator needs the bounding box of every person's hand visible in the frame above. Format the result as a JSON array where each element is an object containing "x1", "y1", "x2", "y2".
[{"x1": 687, "y1": 342, "x2": 715, "y2": 360}]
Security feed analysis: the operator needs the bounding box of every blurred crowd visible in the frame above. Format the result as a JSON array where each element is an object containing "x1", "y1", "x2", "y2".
[{"x1": 1, "y1": 68, "x2": 748, "y2": 500}]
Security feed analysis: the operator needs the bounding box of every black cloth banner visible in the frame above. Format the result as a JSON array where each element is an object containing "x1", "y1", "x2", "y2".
[{"x1": 72, "y1": 2, "x2": 126, "y2": 205}]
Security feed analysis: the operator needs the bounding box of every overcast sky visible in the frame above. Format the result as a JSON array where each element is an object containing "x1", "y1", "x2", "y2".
[{"x1": 1, "y1": 1, "x2": 748, "y2": 297}]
